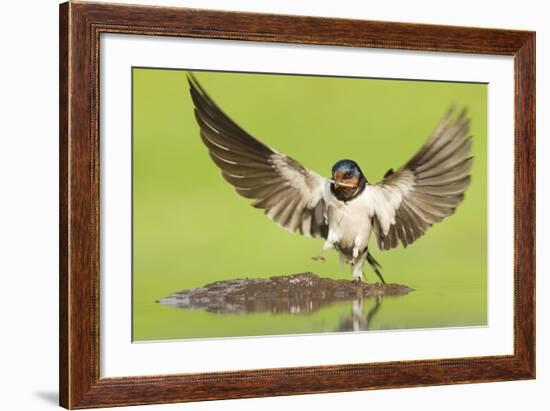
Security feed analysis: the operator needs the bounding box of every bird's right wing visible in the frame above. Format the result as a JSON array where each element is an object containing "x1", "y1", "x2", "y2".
[
  {"x1": 188, "y1": 75, "x2": 329, "y2": 238},
  {"x1": 366, "y1": 109, "x2": 473, "y2": 251}
]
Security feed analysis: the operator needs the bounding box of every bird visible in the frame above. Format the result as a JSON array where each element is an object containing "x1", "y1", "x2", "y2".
[{"x1": 187, "y1": 74, "x2": 473, "y2": 284}]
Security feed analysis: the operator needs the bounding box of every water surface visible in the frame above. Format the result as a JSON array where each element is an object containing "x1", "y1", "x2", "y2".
[{"x1": 134, "y1": 285, "x2": 486, "y2": 341}]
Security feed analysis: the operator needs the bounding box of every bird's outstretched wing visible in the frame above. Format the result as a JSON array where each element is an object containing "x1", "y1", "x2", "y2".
[
  {"x1": 188, "y1": 75, "x2": 329, "y2": 238},
  {"x1": 366, "y1": 109, "x2": 473, "y2": 250}
]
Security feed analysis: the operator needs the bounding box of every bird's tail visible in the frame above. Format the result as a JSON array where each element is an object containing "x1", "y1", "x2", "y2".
[{"x1": 366, "y1": 250, "x2": 386, "y2": 284}]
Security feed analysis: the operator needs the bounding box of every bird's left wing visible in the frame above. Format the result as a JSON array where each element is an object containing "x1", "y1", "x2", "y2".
[
  {"x1": 366, "y1": 109, "x2": 473, "y2": 251},
  {"x1": 188, "y1": 75, "x2": 329, "y2": 238}
]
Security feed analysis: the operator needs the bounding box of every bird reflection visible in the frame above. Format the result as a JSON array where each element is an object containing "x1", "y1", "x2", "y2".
[{"x1": 338, "y1": 296, "x2": 382, "y2": 332}]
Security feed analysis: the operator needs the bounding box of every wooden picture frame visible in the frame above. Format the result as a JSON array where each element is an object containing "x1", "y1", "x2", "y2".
[{"x1": 59, "y1": 1, "x2": 535, "y2": 408}]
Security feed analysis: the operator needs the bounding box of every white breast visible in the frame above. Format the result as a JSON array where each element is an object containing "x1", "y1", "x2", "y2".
[{"x1": 325, "y1": 187, "x2": 372, "y2": 255}]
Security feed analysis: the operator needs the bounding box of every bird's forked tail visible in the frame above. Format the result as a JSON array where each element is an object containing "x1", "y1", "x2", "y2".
[{"x1": 366, "y1": 250, "x2": 386, "y2": 284}]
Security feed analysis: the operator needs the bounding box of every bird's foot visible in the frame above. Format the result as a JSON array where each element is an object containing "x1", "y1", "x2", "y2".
[
  {"x1": 312, "y1": 254, "x2": 326, "y2": 262},
  {"x1": 352, "y1": 277, "x2": 363, "y2": 286}
]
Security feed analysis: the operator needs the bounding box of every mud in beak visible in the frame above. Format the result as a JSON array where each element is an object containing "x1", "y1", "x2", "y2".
[
  {"x1": 336, "y1": 180, "x2": 357, "y2": 188},
  {"x1": 330, "y1": 178, "x2": 357, "y2": 189}
]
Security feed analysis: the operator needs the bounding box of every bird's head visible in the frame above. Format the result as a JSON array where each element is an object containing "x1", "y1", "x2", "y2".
[{"x1": 330, "y1": 159, "x2": 367, "y2": 200}]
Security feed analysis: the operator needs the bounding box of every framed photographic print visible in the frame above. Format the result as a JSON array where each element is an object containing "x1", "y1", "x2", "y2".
[{"x1": 59, "y1": 1, "x2": 535, "y2": 408}]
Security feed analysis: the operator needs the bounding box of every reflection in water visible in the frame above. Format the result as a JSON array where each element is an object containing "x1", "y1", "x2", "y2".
[
  {"x1": 142, "y1": 282, "x2": 488, "y2": 341},
  {"x1": 338, "y1": 297, "x2": 382, "y2": 332},
  {"x1": 161, "y1": 281, "x2": 389, "y2": 332},
  {"x1": 160, "y1": 276, "x2": 394, "y2": 332}
]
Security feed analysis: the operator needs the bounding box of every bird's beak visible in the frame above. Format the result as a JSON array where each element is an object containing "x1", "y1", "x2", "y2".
[{"x1": 330, "y1": 178, "x2": 356, "y2": 189}]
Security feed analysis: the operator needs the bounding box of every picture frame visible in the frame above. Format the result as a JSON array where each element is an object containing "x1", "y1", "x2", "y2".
[{"x1": 59, "y1": 1, "x2": 535, "y2": 408}]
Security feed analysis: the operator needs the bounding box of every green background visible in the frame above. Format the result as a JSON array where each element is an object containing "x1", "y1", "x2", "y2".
[{"x1": 132, "y1": 68, "x2": 487, "y2": 341}]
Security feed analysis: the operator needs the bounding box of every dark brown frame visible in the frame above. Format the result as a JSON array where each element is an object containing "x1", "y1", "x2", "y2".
[{"x1": 59, "y1": 1, "x2": 536, "y2": 409}]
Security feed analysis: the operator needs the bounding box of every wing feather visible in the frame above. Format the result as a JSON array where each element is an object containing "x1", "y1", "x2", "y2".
[
  {"x1": 369, "y1": 109, "x2": 474, "y2": 250},
  {"x1": 189, "y1": 74, "x2": 329, "y2": 238}
]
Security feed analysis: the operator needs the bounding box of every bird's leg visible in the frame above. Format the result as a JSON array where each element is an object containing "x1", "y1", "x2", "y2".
[
  {"x1": 351, "y1": 236, "x2": 367, "y2": 285},
  {"x1": 352, "y1": 234, "x2": 365, "y2": 261},
  {"x1": 352, "y1": 244, "x2": 360, "y2": 260},
  {"x1": 351, "y1": 252, "x2": 367, "y2": 285},
  {"x1": 312, "y1": 241, "x2": 334, "y2": 262},
  {"x1": 311, "y1": 251, "x2": 326, "y2": 262},
  {"x1": 339, "y1": 253, "x2": 347, "y2": 273}
]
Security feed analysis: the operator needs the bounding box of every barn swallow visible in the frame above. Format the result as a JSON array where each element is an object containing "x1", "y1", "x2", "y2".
[{"x1": 188, "y1": 74, "x2": 473, "y2": 284}]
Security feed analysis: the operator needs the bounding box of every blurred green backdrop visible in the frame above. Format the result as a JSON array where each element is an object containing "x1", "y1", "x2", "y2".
[{"x1": 133, "y1": 69, "x2": 487, "y2": 341}]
